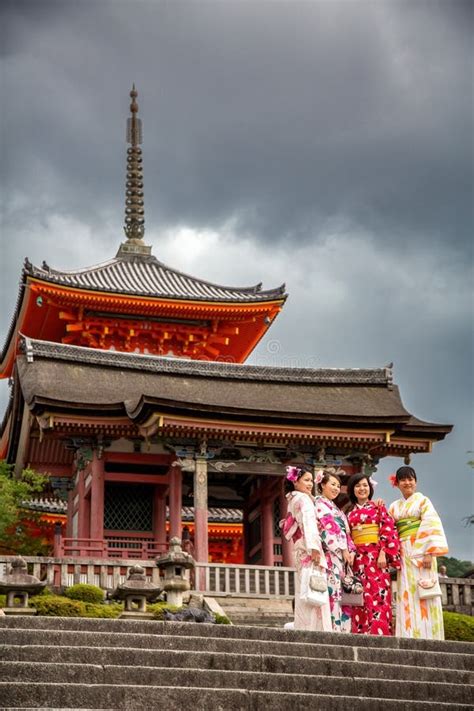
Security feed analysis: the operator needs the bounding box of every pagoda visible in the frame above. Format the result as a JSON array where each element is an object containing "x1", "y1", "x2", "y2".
[{"x1": 0, "y1": 88, "x2": 452, "y2": 567}]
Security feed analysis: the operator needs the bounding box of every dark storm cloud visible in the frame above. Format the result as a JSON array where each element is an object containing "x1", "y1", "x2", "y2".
[
  {"x1": 1, "y1": 0, "x2": 472, "y2": 558},
  {"x1": 2, "y1": 0, "x2": 472, "y2": 250}
]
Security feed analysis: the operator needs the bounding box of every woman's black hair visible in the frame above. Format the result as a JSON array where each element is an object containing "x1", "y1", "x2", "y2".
[
  {"x1": 316, "y1": 468, "x2": 341, "y2": 494},
  {"x1": 347, "y1": 472, "x2": 374, "y2": 506},
  {"x1": 284, "y1": 466, "x2": 313, "y2": 494},
  {"x1": 395, "y1": 466, "x2": 417, "y2": 482}
]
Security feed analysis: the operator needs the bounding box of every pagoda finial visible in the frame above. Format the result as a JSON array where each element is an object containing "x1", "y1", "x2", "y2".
[{"x1": 117, "y1": 85, "x2": 151, "y2": 258}]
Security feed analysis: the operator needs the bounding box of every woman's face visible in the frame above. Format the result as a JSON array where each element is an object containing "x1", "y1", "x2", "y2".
[
  {"x1": 397, "y1": 475, "x2": 417, "y2": 499},
  {"x1": 294, "y1": 471, "x2": 314, "y2": 496},
  {"x1": 321, "y1": 475, "x2": 341, "y2": 500},
  {"x1": 353, "y1": 477, "x2": 371, "y2": 504}
]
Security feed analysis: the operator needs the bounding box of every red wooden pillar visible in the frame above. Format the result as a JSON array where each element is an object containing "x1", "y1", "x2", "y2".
[
  {"x1": 169, "y1": 465, "x2": 182, "y2": 540},
  {"x1": 153, "y1": 486, "x2": 167, "y2": 551},
  {"x1": 261, "y1": 496, "x2": 275, "y2": 566},
  {"x1": 90, "y1": 451, "x2": 105, "y2": 541},
  {"x1": 194, "y1": 457, "x2": 209, "y2": 564},
  {"x1": 77, "y1": 470, "x2": 89, "y2": 539}
]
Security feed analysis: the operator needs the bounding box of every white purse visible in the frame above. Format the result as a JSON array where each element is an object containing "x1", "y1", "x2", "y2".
[
  {"x1": 300, "y1": 565, "x2": 329, "y2": 607},
  {"x1": 417, "y1": 570, "x2": 442, "y2": 600}
]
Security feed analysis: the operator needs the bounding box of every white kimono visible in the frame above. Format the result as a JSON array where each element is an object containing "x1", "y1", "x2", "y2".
[{"x1": 286, "y1": 491, "x2": 332, "y2": 632}]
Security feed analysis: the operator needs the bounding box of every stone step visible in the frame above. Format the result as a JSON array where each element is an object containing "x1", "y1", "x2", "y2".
[
  {"x1": 1, "y1": 643, "x2": 471, "y2": 685},
  {"x1": 226, "y1": 615, "x2": 289, "y2": 627},
  {"x1": 217, "y1": 596, "x2": 294, "y2": 626},
  {"x1": 2, "y1": 615, "x2": 472, "y2": 655},
  {"x1": 2, "y1": 627, "x2": 472, "y2": 671},
  {"x1": 0, "y1": 683, "x2": 472, "y2": 711},
  {"x1": 0, "y1": 661, "x2": 471, "y2": 704}
]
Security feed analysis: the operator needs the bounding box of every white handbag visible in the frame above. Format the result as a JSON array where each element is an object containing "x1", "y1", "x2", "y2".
[
  {"x1": 417, "y1": 570, "x2": 442, "y2": 600},
  {"x1": 300, "y1": 565, "x2": 329, "y2": 607}
]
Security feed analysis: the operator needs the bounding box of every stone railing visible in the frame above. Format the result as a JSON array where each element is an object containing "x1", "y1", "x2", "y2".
[
  {"x1": 0, "y1": 556, "x2": 160, "y2": 592},
  {"x1": 193, "y1": 562, "x2": 295, "y2": 598},
  {"x1": 440, "y1": 576, "x2": 473, "y2": 616},
  {"x1": 0, "y1": 556, "x2": 472, "y2": 613}
]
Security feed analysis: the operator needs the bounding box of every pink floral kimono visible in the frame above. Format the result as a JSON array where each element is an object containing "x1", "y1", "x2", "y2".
[{"x1": 314, "y1": 496, "x2": 356, "y2": 632}]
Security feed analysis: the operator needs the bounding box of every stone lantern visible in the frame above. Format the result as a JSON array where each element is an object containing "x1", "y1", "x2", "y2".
[
  {"x1": 111, "y1": 564, "x2": 161, "y2": 618},
  {"x1": 156, "y1": 537, "x2": 195, "y2": 607},
  {"x1": 0, "y1": 557, "x2": 46, "y2": 615}
]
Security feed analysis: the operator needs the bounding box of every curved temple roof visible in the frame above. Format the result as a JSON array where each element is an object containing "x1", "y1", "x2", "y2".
[{"x1": 25, "y1": 256, "x2": 286, "y2": 303}]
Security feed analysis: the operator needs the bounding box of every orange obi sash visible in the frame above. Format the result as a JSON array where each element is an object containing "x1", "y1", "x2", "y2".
[
  {"x1": 351, "y1": 523, "x2": 379, "y2": 545},
  {"x1": 396, "y1": 517, "x2": 421, "y2": 540}
]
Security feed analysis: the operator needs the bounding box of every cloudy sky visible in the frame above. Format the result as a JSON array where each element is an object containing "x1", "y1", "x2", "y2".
[{"x1": 1, "y1": 0, "x2": 472, "y2": 559}]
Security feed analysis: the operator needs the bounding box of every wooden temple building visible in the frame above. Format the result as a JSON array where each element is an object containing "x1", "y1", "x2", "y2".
[{"x1": 0, "y1": 88, "x2": 452, "y2": 567}]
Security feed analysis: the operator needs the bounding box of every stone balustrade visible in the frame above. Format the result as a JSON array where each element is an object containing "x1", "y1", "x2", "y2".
[{"x1": 0, "y1": 556, "x2": 160, "y2": 593}]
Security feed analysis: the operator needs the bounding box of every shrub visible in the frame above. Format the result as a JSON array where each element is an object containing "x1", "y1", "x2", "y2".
[
  {"x1": 33, "y1": 595, "x2": 86, "y2": 617},
  {"x1": 30, "y1": 587, "x2": 53, "y2": 598},
  {"x1": 214, "y1": 613, "x2": 231, "y2": 625},
  {"x1": 33, "y1": 594, "x2": 123, "y2": 618},
  {"x1": 64, "y1": 584, "x2": 104, "y2": 604},
  {"x1": 443, "y1": 611, "x2": 474, "y2": 642},
  {"x1": 82, "y1": 602, "x2": 123, "y2": 618}
]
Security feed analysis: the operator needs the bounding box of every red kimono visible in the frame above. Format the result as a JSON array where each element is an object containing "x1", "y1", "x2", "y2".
[{"x1": 347, "y1": 501, "x2": 400, "y2": 636}]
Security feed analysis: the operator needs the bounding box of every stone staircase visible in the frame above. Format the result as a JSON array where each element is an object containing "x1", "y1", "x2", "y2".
[
  {"x1": 0, "y1": 616, "x2": 472, "y2": 710},
  {"x1": 216, "y1": 595, "x2": 293, "y2": 627}
]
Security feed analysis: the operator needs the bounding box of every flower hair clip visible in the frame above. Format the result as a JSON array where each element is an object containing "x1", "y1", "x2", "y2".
[
  {"x1": 314, "y1": 469, "x2": 324, "y2": 485},
  {"x1": 389, "y1": 474, "x2": 398, "y2": 487},
  {"x1": 285, "y1": 466, "x2": 301, "y2": 482}
]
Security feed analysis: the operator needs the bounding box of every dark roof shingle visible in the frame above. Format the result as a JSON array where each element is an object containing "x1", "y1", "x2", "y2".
[{"x1": 25, "y1": 256, "x2": 286, "y2": 303}]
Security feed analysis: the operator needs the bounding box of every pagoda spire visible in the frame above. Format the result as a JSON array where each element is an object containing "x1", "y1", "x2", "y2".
[{"x1": 117, "y1": 85, "x2": 151, "y2": 258}]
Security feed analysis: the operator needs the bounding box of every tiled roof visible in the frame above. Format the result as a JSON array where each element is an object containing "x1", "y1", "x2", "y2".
[
  {"x1": 21, "y1": 337, "x2": 393, "y2": 386},
  {"x1": 24, "y1": 256, "x2": 286, "y2": 303},
  {"x1": 23, "y1": 497, "x2": 68, "y2": 514},
  {"x1": 17, "y1": 339, "x2": 411, "y2": 424},
  {"x1": 182, "y1": 507, "x2": 243, "y2": 523}
]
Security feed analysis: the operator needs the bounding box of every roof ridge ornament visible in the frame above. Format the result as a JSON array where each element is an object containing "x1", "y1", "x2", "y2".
[{"x1": 116, "y1": 84, "x2": 152, "y2": 259}]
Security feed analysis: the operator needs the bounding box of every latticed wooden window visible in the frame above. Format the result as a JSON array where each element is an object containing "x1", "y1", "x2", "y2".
[{"x1": 104, "y1": 483, "x2": 153, "y2": 531}]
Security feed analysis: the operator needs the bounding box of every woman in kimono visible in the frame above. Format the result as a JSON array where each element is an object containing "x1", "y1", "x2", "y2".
[
  {"x1": 284, "y1": 466, "x2": 332, "y2": 631},
  {"x1": 314, "y1": 469, "x2": 356, "y2": 632},
  {"x1": 346, "y1": 473, "x2": 400, "y2": 635},
  {"x1": 389, "y1": 466, "x2": 448, "y2": 640}
]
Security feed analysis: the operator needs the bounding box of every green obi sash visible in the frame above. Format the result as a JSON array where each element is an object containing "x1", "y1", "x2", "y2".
[{"x1": 396, "y1": 517, "x2": 421, "y2": 540}]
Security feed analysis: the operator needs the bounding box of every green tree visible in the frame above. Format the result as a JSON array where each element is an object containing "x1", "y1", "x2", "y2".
[
  {"x1": 438, "y1": 556, "x2": 472, "y2": 578},
  {"x1": 0, "y1": 460, "x2": 50, "y2": 555}
]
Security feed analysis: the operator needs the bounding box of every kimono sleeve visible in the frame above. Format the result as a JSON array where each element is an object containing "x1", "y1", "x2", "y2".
[
  {"x1": 411, "y1": 496, "x2": 448, "y2": 562},
  {"x1": 378, "y1": 504, "x2": 401, "y2": 567},
  {"x1": 298, "y1": 494, "x2": 323, "y2": 554}
]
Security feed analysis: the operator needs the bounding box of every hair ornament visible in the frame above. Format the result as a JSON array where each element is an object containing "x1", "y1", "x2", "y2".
[
  {"x1": 389, "y1": 473, "x2": 398, "y2": 487},
  {"x1": 371, "y1": 478, "x2": 378, "y2": 489},
  {"x1": 314, "y1": 469, "x2": 324, "y2": 485},
  {"x1": 286, "y1": 465, "x2": 301, "y2": 482}
]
